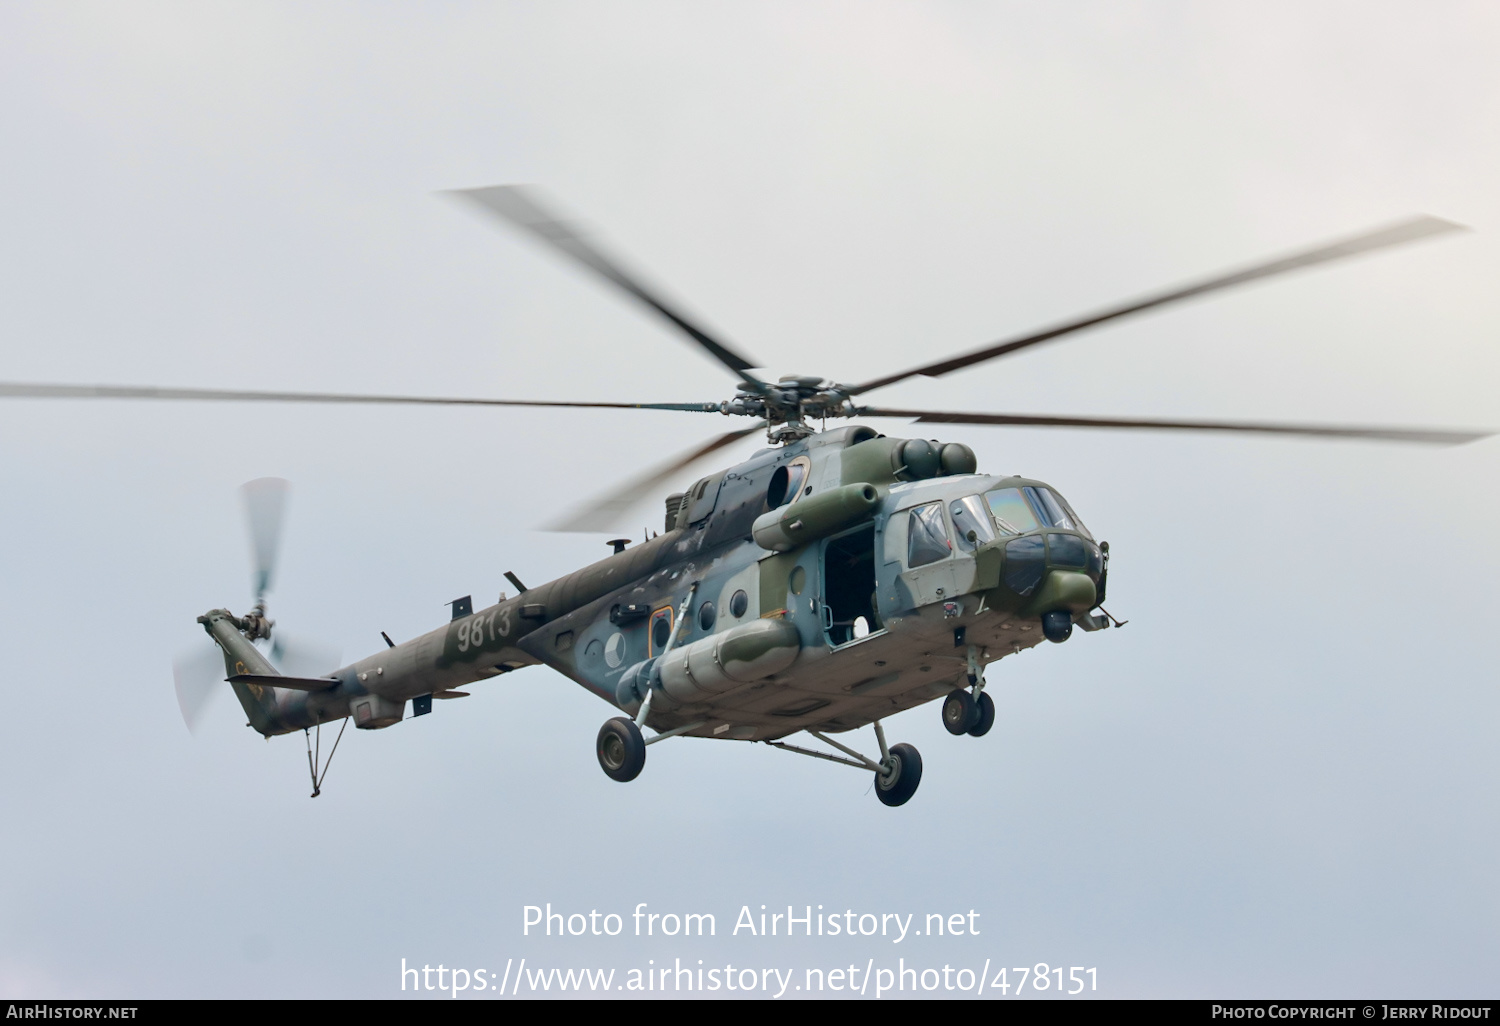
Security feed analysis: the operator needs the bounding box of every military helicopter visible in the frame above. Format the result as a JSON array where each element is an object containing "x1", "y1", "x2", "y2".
[{"x1": 4, "y1": 187, "x2": 1489, "y2": 805}]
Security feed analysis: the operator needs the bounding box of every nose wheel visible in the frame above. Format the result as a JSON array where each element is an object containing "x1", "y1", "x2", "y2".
[
  {"x1": 968, "y1": 691, "x2": 995, "y2": 737},
  {"x1": 942, "y1": 688, "x2": 978, "y2": 734},
  {"x1": 943, "y1": 645, "x2": 996, "y2": 737},
  {"x1": 942, "y1": 688, "x2": 995, "y2": 736}
]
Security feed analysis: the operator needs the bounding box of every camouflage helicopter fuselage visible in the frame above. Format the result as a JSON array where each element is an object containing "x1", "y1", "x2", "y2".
[
  {"x1": 6, "y1": 184, "x2": 1466, "y2": 803},
  {"x1": 201, "y1": 424, "x2": 1107, "y2": 747}
]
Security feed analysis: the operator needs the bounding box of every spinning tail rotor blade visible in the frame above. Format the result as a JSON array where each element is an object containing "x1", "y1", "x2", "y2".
[
  {"x1": 173, "y1": 645, "x2": 227, "y2": 734},
  {"x1": 448, "y1": 185, "x2": 770, "y2": 394},
  {"x1": 857, "y1": 407, "x2": 1492, "y2": 445},
  {"x1": 241, "y1": 477, "x2": 289, "y2": 602},
  {"x1": 547, "y1": 422, "x2": 767, "y2": 533},
  {"x1": 851, "y1": 215, "x2": 1468, "y2": 395},
  {"x1": 173, "y1": 636, "x2": 341, "y2": 735}
]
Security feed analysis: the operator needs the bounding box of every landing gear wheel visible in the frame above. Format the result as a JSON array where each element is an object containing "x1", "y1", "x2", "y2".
[
  {"x1": 596, "y1": 717, "x2": 646, "y2": 782},
  {"x1": 967, "y1": 691, "x2": 995, "y2": 737},
  {"x1": 874, "y1": 743, "x2": 923, "y2": 807},
  {"x1": 942, "y1": 688, "x2": 979, "y2": 735}
]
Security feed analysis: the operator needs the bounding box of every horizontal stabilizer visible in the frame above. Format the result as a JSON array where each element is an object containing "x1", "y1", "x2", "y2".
[{"x1": 229, "y1": 673, "x2": 340, "y2": 693}]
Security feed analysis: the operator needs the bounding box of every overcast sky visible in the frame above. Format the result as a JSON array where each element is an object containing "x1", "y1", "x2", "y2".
[{"x1": 1, "y1": 1, "x2": 1497, "y2": 999}]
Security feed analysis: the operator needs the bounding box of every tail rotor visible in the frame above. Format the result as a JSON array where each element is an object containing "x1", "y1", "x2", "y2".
[
  {"x1": 172, "y1": 477, "x2": 338, "y2": 732},
  {"x1": 172, "y1": 645, "x2": 228, "y2": 735},
  {"x1": 239, "y1": 477, "x2": 289, "y2": 639}
]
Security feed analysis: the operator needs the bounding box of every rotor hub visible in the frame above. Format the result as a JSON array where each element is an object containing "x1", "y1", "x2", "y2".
[
  {"x1": 238, "y1": 604, "x2": 274, "y2": 642},
  {"x1": 720, "y1": 376, "x2": 858, "y2": 442}
]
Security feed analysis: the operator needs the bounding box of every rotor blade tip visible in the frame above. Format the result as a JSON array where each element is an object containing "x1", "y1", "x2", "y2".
[{"x1": 1427, "y1": 214, "x2": 1472, "y2": 234}]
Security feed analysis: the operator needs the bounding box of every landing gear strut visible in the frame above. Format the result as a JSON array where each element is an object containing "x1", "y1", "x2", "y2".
[
  {"x1": 767, "y1": 720, "x2": 923, "y2": 807},
  {"x1": 943, "y1": 645, "x2": 995, "y2": 737},
  {"x1": 595, "y1": 582, "x2": 706, "y2": 784},
  {"x1": 594, "y1": 685, "x2": 708, "y2": 782}
]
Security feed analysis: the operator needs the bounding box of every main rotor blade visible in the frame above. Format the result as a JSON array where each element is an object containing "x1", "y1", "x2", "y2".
[
  {"x1": 857, "y1": 407, "x2": 1490, "y2": 446},
  {"x1": 241, "y1": 478, "x2": 289, "y2": 602},
  {"x1": 548, "y1": 422, "x2": 766, "y2": 533},
  {"x1": 0, "y1": 381, "x2": 720, "y2": 413},
  {"x1": 448, "y1": 185, "x2": 770, "y2": 394},
  {"x1": 851, "y1": 215, "x2": 1467, "y2": 395}
]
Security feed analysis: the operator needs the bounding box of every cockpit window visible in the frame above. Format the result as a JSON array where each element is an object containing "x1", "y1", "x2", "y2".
[
  {"x1": 1048, "y1": 532, "x2": 1087, "y2": 568},
  {"x1": 1025, "y1": 486, "x2": 1089, "y2": 537},
  {"x1": 906, "y1": 502, "x2": 952, "y2": 567},
  {"x1": 984, "y1": 488, "x2": 1041, "y2": 536},
  {"x1": 1056, "y1": 490, "x2": 1092, "y2": 539},
  {"x1": 950, "y1": 495, "x2": 997, "y2": 551}
]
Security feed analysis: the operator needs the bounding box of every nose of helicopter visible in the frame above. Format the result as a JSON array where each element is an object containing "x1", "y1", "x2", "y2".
[
  {"x1": 1024, "y1": 570, "x2": 1096, "y2": 644},
  {"x1": 1030, "y1": 569, "x2": 1097, "y2": 614}
]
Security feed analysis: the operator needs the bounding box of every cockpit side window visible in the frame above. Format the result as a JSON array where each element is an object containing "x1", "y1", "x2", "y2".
[
  {"x1": 984, "y1": 487, "x2": 1041, "y2": 536},
  {"x1": 906, "y1": 502, "x2": 952, "y2": 567},
  {"x1": 950, "y1": 495, "x2": 997, "y2": 551}
]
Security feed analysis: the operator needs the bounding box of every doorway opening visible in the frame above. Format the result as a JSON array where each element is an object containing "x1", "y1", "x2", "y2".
[{"x1": 823, "y1": 524, "x2": 882, "y2": 647}]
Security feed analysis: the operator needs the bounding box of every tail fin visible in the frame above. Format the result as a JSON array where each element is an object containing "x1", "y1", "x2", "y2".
[{"x1": 199, "y1": 609, "x2": 281, "y2": 735}]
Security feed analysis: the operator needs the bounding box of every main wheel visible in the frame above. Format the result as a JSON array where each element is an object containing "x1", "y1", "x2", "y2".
[
  {"x1": 596, "y1": 717, "x2": 646, "y2": 782},
  {"x1": 874, "y1": 743, "x2": 923, "y2": 807},
  {"x1": 967, "y1": 691, "x2": 995, "y2": 737},
  {"x1": 942, "y1": 688, "x2": 978, "y2": 735}
]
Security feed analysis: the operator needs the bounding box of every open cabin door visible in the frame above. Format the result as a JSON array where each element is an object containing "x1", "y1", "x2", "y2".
[{"x1": 821, "y1": 523, "x2": 884, "y2": 647}]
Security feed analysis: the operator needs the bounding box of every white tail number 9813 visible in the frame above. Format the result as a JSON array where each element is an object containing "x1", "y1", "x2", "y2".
[{"x1": 456, "y1": 607, "x2": 511, "y2": 653}]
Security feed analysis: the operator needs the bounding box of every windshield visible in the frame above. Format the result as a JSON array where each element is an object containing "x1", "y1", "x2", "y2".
[
  {"x1": 985, "y1": 485, "x2": 1090, "y2": 538},
  {"x1": 1025, "y1": 486, "x2": 1090, "y2": 538},
  {"x1": 984, "y1": 488, "x2": 1041, "y2": 536}
]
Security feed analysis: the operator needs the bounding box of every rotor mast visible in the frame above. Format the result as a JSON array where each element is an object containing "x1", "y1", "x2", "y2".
[{"x1": 720, "y1": 375, "x2": 859, "y2": 443}]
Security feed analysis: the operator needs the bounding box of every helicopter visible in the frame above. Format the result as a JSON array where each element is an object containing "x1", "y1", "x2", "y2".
[{"x1": 3, "y1": 186, "x2": 1489, "y2": 806}]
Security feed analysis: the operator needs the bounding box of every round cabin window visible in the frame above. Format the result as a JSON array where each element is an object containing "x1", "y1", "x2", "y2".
[
  {"x1": 729, "y1": 589, "x2": 749, "y2": 618},
  {"x1": 698, "y1": 601, "x2": 716, "y2": 632},
  {"x1": 652, "y1": 615, "x2": 671, "y2": 649},
  {"x1": 788, "y1": 566, "x2": 806, "y2": 595}
]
